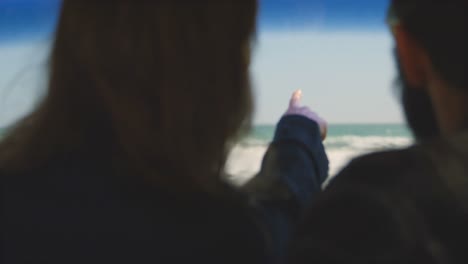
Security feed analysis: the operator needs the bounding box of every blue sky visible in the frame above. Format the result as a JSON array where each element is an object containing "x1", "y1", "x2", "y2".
[
  {"x1": 260, "y1": 0, "x2": 388, "y2": 30},
  {"x1": 0, "y1": 0, "x2": 403, "y2": 127}
]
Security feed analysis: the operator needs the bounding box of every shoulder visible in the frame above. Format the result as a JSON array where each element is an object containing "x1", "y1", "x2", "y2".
[
  {"x1": 290, "y1": 147, "x2": 432, "y2": 262},
  {"x1": 327, "y1": 146, "x2": 437, "y2": 193},
  {"x1": 291, "y1": 141, "x2": 468, "y2": 263}
]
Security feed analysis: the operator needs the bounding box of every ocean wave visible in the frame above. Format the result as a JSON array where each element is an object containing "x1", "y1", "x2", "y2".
[
  {"x1": 237, "y1": 137, "x2": 268, "y2": 148},
  {"x1": 226, "y1": 135, "x2": 413, "y2": 185},
  {"x1": 238, "y1": 135, "x2": 412, "y2": 150},
  {"x1": 324, "y1": 135, "x2": 413, "y2": 151},
  {"x1": 226, "y1": 144, "x2": 268, "y2": 186}
]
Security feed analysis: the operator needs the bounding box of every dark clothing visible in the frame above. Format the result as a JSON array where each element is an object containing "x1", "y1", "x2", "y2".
[
  {"x1": 246, "y1": 115, "x2": 329, "y2": 259},
  {"x1": 289, "y1": 131, "x2": 468, "y2": 263},
  {"x1": 2, "y1": 115, "x2": 328, "y2": 264}
]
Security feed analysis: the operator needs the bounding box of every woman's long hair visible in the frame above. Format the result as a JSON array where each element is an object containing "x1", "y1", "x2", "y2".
[{"x1": 0, "y1": 0, "x2": 257, "y2": 192}]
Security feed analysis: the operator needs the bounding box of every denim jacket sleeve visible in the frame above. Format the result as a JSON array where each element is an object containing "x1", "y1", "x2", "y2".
[{"x1": 242, "y1": 115, "x2": 329, "y2": 261}]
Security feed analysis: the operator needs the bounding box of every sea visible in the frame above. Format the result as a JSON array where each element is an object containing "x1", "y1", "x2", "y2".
[
  {"x1": 0, "y1": 124, "x2": 413, "y2": 186},
  {"x1": 226, "y1": 124, "x2": 413, "y2": 186}
]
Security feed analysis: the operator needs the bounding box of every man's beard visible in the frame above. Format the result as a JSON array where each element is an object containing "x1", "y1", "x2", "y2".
[{"x1": 394, "y1": 50, "x2": 440, "y2": 142}]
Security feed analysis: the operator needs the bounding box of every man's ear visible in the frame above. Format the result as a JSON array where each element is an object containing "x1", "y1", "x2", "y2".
[{"x1": 393, "y1": 25, "x2": 431, "y2": 89}]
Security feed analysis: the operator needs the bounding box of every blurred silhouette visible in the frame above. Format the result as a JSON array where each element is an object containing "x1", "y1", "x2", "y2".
[
  {"x1": 289, "y1": 0, "x2": 468, "y2": 263},
  {"x1": 1, "y1": 1, "x2": 330, "y2": 264}
]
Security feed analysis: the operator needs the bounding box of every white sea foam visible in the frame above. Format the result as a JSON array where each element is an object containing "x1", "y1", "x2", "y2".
[
  {"x1": 226, "y1": 135, "x2": 413, "y2": 186},
  {"x1": 225, "y1": 144, "x2": 268, "y2": 186},
  {"x1": 325, "y1": 136, "x2": 412, "y2": 152}
]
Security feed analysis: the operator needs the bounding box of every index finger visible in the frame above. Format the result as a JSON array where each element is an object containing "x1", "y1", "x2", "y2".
[{"x1": 289, "y1": 90, "x2": 303, "y2": 108}]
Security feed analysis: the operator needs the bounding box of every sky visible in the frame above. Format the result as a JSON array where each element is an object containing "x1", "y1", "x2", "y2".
[{"x1": 0, "y1": 0, "x2": 404, "y2": 127}]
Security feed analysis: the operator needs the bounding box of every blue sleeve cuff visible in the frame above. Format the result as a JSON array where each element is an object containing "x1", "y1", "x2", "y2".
[{"x1": 272, "y1": 115, "x2": 329, "y2": 206}]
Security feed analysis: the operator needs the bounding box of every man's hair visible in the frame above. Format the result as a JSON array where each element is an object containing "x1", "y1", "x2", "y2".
[
  {"x1": 0, "y1": 0, "x2": 257, "y2": 192},
  {"x1": 392, "y1": 0, "x2": 467, "y2": 89}
]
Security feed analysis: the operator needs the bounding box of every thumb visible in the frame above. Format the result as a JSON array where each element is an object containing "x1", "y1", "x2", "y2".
[{"x1": 289, "y1": 90, "x2": 302, "y2": 108}]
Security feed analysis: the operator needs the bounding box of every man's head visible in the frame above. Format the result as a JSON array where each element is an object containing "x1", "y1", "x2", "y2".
[{"x1": 389, "y1": 0, "x2": 468, "y2": 140}]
